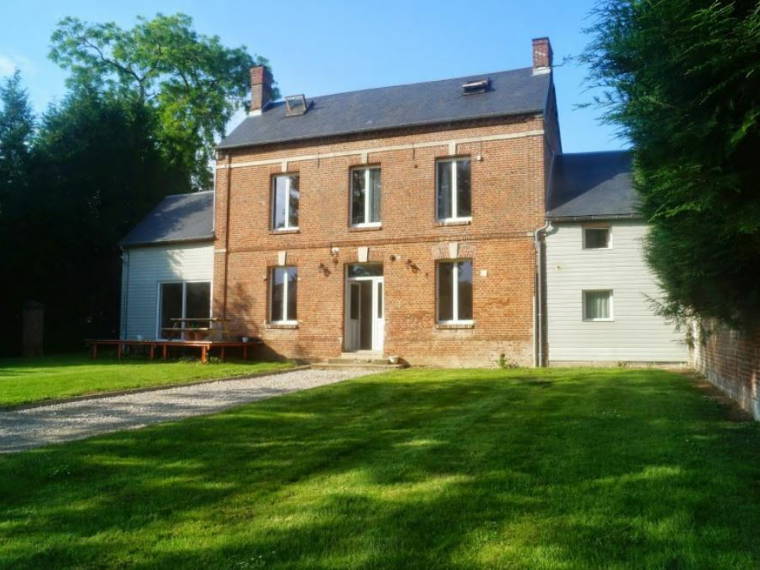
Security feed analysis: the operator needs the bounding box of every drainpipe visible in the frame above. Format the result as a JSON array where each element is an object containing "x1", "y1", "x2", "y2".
[
  {"x1": 121, "y1": 247, "x2": 129, "y2": 339},
  {"x1": 533, "y1": 221, "x2": 552, "y2": 367},
  {"x1": 222, "y1": 153, "x2": 232, "y2": 320}
]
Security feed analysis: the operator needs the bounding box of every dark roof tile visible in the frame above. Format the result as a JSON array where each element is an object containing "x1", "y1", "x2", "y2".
[
  {"x1": 121, "y1": 192, "x2": 214, "y2": 247},
  {"x1": 547, "y1": 151, "x2": 638, "y2": 220},
  {"x1": 219, "y1": 67, "x2": 550, "y2": 149}
]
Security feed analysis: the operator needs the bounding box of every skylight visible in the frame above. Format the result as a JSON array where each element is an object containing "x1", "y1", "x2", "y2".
[
  {"x1": 462, "y1": 78, "x2": 490, "y2": 95},
  {"x1": 285, "y1": 94, "x2": 309, "y2": 116}
]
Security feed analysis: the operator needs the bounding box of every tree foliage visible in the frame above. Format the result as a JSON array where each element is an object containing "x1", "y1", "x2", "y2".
[
  {"x1": 50, "y1": 13, "x2": 274, "y2": 188},
  {"x1": 0, "y1": 14, "x2": 272, "y2": 354},
  {"x1": 582, "y1": 0, "x2": 760, "y2": 328}
]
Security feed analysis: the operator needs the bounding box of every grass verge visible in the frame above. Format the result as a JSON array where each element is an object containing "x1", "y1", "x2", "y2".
[{"x1": 0, "y1": 353, "x2": 293, "y2": 407}]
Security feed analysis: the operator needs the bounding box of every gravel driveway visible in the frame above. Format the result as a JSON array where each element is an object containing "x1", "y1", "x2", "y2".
[{"x1": 0, "y1": 368, "x2": 368, "y2": 453}]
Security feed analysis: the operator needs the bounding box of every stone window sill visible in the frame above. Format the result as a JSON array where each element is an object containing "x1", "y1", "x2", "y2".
[
  {"x1": 266, "y1": 323, "x2": 299, "y2": 330},
  {"x1": 436, "y1": 322, "x2": 475, "y2": 330},
  {"x1": 348, "y1": 224, "x2": 383, "y2": 232},
  {"x1": 436, "y1": 218, "x2": 472, "y2": 227},
  {"x1": 270, "y1": 228, "x2": 300, "y2": 235}
]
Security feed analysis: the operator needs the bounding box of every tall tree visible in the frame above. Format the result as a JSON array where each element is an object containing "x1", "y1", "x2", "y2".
[
  {"x1": 0, "y1": 71, "x2": 36, "y2": 353},
  {"x1": 0, "y1": 70, "x2": 34, "y2": 217},
  {"x1": 583, "y1": 0, "x2": 760, "y2": 328},
  {"x1": 50, "y1": 13, "x2": 275, "y2": 188}
]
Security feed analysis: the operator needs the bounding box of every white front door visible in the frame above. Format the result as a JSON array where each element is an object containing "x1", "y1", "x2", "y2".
[{"x1": 345, "y1": 265, "x2": 384, "y2": 353}]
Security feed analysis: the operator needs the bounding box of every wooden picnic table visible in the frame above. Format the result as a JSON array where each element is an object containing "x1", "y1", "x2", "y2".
[{"x1": 163, "y1": 317, "x2": 229, "y2": 341}]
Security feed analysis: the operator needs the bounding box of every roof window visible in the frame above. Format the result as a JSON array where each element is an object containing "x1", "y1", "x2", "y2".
[
  {"x1": 284, "y1": 94, "x2": 309, "y2": 116},
  {"x1": 462, "y1": 78, "x2": 490, "y2": 95}
]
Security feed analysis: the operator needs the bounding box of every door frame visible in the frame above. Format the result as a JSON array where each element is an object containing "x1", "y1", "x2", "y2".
[{"x1": 344, "y1": 271, "x2": 384, "y2": 353}]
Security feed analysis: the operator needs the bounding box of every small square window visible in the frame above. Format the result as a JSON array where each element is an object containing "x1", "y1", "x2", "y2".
[
  {"x1": 583, "y1": 227, "x2": 610, "y2": 249},
  {"x1": 583, "y1": 290, "x2": 613, "y2": 321}
]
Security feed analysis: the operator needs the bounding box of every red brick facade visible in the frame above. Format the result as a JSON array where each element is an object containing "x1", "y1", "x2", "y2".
[
  {"x1": 213, "y1": 94, "x2": 559, "y2": 365},
  {"x1": 693, "y1": 321, "x2": 760, "y2": 418}
]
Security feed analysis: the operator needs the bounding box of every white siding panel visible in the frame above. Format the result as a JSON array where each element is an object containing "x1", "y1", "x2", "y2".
[
  {"x1": 546, "y1": 221, "x2": 687, "y2": 362},
  {"x1": 120, "y1": 243, "x2": 214, "y2": 339}
]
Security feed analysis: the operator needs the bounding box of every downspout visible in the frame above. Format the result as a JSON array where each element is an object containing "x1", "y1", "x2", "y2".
[
  {"x1": 120, "y1": 247, "x2": 129, "y2": 339},
  {"x1": 533, "y1": 221, "x2": 552, "y2": 367},
  {"x1": 222, "y1": 153, "x2": 232, "y2": 320}
]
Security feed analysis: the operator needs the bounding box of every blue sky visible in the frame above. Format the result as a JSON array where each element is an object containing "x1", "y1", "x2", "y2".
[{"x1": 0, "y1": 0, "x2": 625, "y2": 152}]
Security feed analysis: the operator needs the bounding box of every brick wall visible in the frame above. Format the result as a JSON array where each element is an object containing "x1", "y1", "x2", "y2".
[
  {"x1": 692, "y1": 320, "x2": 760, "y2": 419},
  {"x1": 214, "y1": 113, "x2": 550, "y2": 366}
]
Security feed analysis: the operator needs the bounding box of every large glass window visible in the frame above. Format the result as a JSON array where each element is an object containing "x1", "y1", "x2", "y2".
[
  {"x1": 270, "y1": 267, "x2": 298, "y2": 323},
  {"x1": 437, "y1": 260, "x2": 473, "y2": 323},
  {"x1": 436, "y1": 158, "x2": 471, "y2": 221},
  {"x1": 159, "y1": 282, "x2": 211, "y2": 337},
  {"x1": 351, "y1": 167, "x2": 381, "y2": 226},
  {"x1": 583, "y1": 290, "x2": 613, "y2": 321},
  {"x1": 272, "y1": 174, "x2": 299, "y2": 230}
]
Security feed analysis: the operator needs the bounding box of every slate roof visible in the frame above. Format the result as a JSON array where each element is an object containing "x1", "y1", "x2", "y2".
[
  {"x1": 219, "y1": 67, "x2": 551, "y2": 149},
  {"x1": 121, "y1": 191, "x2": 214, "y2": 247},
  {"x1": 547, "y1": 151, "x2": 638, "y2": 220}
]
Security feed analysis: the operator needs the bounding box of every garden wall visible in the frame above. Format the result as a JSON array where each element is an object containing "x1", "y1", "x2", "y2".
[{"x1": 691, "y1": 320, "x2": 760, "y2": 419}]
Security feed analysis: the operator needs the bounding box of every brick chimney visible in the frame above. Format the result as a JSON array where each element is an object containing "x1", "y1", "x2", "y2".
[
  {"x1": 250, "y1": 65, "x2": 273, "y2": 114},
  {"x1": 532, "y1": 37, "x2": 553, "y2": 75}
]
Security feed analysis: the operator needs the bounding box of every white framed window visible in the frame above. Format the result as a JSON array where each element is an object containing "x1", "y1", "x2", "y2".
[
  {"x1": 350, "y1": 166, "x2": 381, "y2": 226},
  {"x1": 270, "y1": 266, "x2": 298, "y2": 323},
  {"x1": 437, "y1": 260, "x2": 473, "y2": 323},
  {"x1": 157, "y1": 281, "x2": 211, "y2": 338},
  {"x1": 436, "y1": 157, "x2": 471, "y2": 222},
  {"x1": 583, "y1": 225, "x2": 611, "y2": 249},
  {"x1": 583, "y1": 289, "x2": 613, "y2": 321},
  {"x1": 271, "y1": 174, "x2": 299, "y2": 230}
]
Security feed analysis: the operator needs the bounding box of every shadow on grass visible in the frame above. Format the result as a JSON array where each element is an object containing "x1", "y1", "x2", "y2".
[{"x1": 2, "y1": 368, "x2": 760, "y2": 568}]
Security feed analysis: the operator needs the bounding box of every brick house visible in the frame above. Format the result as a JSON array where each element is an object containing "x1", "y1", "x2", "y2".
[
  {"x1": 119, "y1": 37, "x2": 687, "y2": 367},
  {"x1": 209, "y1": 38, "x2": 556, "y2": 367}
]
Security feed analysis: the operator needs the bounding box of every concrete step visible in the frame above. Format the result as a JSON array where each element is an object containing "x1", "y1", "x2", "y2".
[
  {"x1": 312, "y1": 361, "x2": 406, "y2": 370},
  {"x1": 327, "y1": 357, "x2": 389, "y2": 365}
]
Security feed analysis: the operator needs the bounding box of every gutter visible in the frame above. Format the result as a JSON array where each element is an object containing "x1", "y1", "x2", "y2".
[
  {"x1": 533, "y1": 221, "x2": 552, "y2": 367},
  {"x1": 546, "y1": 213, "x2": 640, "y2": 223}
]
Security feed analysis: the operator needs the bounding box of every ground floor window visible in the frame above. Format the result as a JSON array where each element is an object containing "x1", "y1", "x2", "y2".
[
  {"x1": 270, "y1": 267, "x2": 298, "y2": 323},
  {"x1": 158, "y1": 281, "x2": 211, "y2": 337},
  {"x1": 583, "y1": 289, "x2": 613, "y2": 321},
  {"x1": 437, "y1": 260, "x2": 473, "y2": 323}
]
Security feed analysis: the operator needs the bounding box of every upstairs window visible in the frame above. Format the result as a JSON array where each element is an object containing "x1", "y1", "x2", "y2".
[
  {"x1": 270, "y1": 267, "x2": 298, "y2": 323},
  {"x1": 436, "y1": 158, "x2": 471, "y2": 222},
  {"x1": 272, "y1": 174, "x2": 299, "y2": 231},
  {"x1": 437, "y1": 260, "x2": 473, "y2": 323},
  {"x1": 350, "y1": 167, "x2": 381, "y2": 226},
  {"x1": 583, "y1": 226, "x2": 610, "y2": 249}
]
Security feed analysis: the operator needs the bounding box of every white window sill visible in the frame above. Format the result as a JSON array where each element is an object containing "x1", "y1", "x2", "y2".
[
  {"x1": 436, "y1": 321, "x2": 475, "y2": 329},
  {"x1": 267, "y1": 321, "x2": 299, "y2": 329},
  {"x1": 583, "y1": 318, "x2": 614, "y2": 322},
  {"x1": 349, "y1": 223, "x2": 382, "y2": 231},
  {"x1": 271, "y1": 227, "x2": 300, "y2": 234},
  {"x1": 437, "y1": 217, "x2": 472, "y2": 226}
]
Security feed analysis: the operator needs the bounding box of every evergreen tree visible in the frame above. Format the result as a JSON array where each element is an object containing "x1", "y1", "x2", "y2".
[{"x1": 583, "y1": 0, "x2": 760, "y2": 327}]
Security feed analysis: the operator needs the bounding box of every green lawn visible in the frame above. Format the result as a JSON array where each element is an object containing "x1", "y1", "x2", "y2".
[
  {"x1": 0, "y1": 354, "x2": 293, "y2": 407},
  {"x1": 2, "y1": 368, "x2": 760, "y2": 569}
]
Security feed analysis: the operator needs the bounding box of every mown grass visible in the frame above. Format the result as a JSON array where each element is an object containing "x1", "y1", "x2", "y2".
[
  {"x1": 2, "y1": 367, "x2": 760, "y2": 569},
  {"x1": 0, "y1": 353, "x2": 293, "y2": 407}
]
